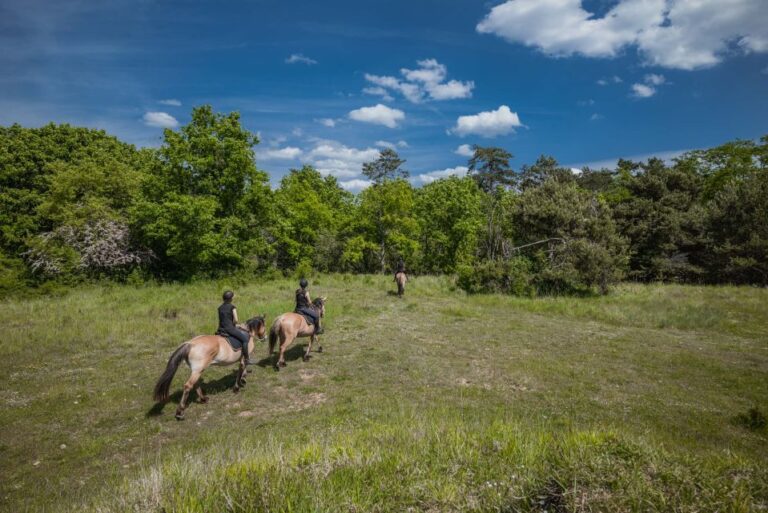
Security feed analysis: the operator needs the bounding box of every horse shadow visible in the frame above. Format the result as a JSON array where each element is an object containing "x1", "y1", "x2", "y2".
[
  {"x1": 146, "y1": 371, "x2": 240, "y2": 417},
  {"x1": 254, "y1": 344, "x2": 311, "y2": 368}
]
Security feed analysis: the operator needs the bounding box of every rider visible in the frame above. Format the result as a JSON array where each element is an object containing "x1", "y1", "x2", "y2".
[
  {"x1": 395, "y1": 258, "x2": 405, "y2": 277},
  {"x1": 295, "y1": 278, "x2": 323, "y2": 334},
  {"x1": 216, "y1": 290, "x2": 253, "y2": 364}
]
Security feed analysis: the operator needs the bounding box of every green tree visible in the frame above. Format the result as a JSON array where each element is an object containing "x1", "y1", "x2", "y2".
[
  {"x1": 344, "y1": 179, "x2": 419, "y2": 273},
  {"x1": 467, "y1": 145, "x2": 515, "y2": 193},
  {"x1": 132, "y1": 105, "x2": 272, "y2": 278},
  {"x1": 362, "y1": 148, "x2": 409, "y2": 184},
  {"x1": 518, "y1": 155, "x2": 576, "y2": 191},
  {"x1": 415, "y1": 176, "x2": 484, "y2": 273},
  {"x1": 272, "y1": 165, "x2": 354, "y2": 271}
]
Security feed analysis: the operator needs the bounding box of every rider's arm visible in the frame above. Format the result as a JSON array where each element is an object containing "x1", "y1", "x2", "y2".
[
  {"x1": 304, "y1": 290, "x2": 312, "y2": 304},
  {"x1": 232, "y1": 307, "x2": 239, "y2": 324}
]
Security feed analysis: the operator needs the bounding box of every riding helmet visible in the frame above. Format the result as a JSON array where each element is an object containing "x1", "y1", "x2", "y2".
[
  {"x1": 299, "y1": 278, "x2": 308, "y2": 288},
  {"x1": 222, "y1": 290, "x2": 235, "y2": 302}
]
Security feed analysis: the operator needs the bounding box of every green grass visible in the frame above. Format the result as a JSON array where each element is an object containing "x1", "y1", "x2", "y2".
[{"x1": 1, "y1": 275, "x2": 766, "y2": 512}]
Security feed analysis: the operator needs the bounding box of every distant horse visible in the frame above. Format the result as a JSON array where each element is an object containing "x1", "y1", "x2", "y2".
[
  {"x1": 268, "y1": 297, "x2": 326, "y2": 370},
  {"x1": 395, "y1": 271, "x2": 407, "y2": 297},
  {"x1": 153, "y1": 316, "x2": 267, "y2": 420}
]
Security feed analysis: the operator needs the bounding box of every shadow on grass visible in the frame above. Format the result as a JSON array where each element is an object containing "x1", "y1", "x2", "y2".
[
  {"x1": 254, "y1": 344, "x2": 316, "y2": 368},
  {"x1": 146, "y1": 371, "x2": 240, "y2": 417}
]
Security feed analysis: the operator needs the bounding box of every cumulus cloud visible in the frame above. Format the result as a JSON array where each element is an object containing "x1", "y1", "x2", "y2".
[
  {"x1": 631, "y1": 73, "x2": 666, "y2": 98},
  {"x1": 348, "y1": 104, "x2": 405, "y2": 128},
  {"x1": 286, "y1": 53, "x2": 317, "y2": 65},
  {"x1": 305, "y1": 140, "x2": 380, "y2": 179},
  {"x1": 477, "y1": 0, "x2": 768, "y2": 70},
  {"x1": 375, "y1": 140, "x2": 409, "y2": 149},
  {"x1": 413, "y1": 166, "x2": 469, "y2": 184},
  {"x1": 644, "y1": 73, "x2": 666, "y2": 85},
  {"x1": 259, "y1": 147, "x2": 303, "y2": 160},
  {"x1": 338, "y1": 179, "x2": 373, "y2": 192},
  {"x1": 143, "y1": 111, "x2": 178, "y2": 128},
  {"x1": 363, "y1": 59, "x2": 474, "y2": 103},
  {"x1": 451, "y1": 105, "x2": 522, "y2": 138},
  {"x1": 597, "y1": 75, "x2": 623, "y2": 86},
  {"x1": 158, "y1": 99, "x2": 181, "y2": 106},
  {"x1": 455, "y1": 144, "x2": 474, "y2": 157},
  {"x1": 316, "y1": 118, "x2": 337, "y2": 128},
  {"x1": 363, "y1": 86, "x2": 395, "y2": 101}
]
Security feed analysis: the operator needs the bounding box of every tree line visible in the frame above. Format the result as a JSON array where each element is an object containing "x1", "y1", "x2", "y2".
[{"x1": 1, "y1": 105, "x2": 766, "y2": 295}]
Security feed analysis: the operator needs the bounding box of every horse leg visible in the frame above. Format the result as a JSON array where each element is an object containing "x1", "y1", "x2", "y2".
[
  {"x1": 195, "y1": 379, "x2": 208, "y2": 403},
  {"x1": 277, "y1": 337, "x2": 290, "y2": 369},
  {"x1": 303, "y1": 335, "x2": 314, "y2": 362},
  {"x1": 234, "y1": 358, "x2": 246, "y2": 393},
  {"x1": 176, "y1": 370, "x2": 202, "y2": 420}
]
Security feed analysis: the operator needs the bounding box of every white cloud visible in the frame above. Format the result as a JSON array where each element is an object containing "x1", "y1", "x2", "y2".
[
  {"x1": 567, "y1": 148, "x2": 691, "y2": 170},
  {"x1": 306, "y1": 140, "x2": 380, "y2": 178},
  {"x1": 590, "y1": 113, "x2": 604, "y2": 121},
  {"x1": 644, "y1": 73, "x2": 665, "y2": 85},
  {"x1": 413, "y1": 166, "x2": 469, "y2": 184},
  {"x1": 375, "y1": 140, "x2": 410, "y2": 149},
  {"x1": 348, "y1": 104, "x2": 405, "y2": 128},
  {"x1": 455, "y1": 144, "x2": 474, "y2": 157},
  {"x1": 158, "y1": 99, "x2": 181, "y2": 106},
  {"x1": 286, "y1": 53, "x2": 317, "y2": 65},
  {"x1": 142, "y1": 111, "x2": 178, "y2": 128},
  {"x1": 477, "y1": 0, "x2": 768, "y2": 70},
  {"x1": 259, "y1": 147, "x2": 303, "y2": 160},
  {"x1": 316, "y1": 118, "x2": 337, "y2": 128},
  {"x1": 363, "y1": 86, "x2": 394, "y2": 101},
  {"x1": 292, "y1": 128, "x2": 304, "y2": 137},
  {"x1": 451, "y1": 105, "x2": 522, "y2": 138},
  {"x1": 364, "y1": 59, "x2": 474, "y2": 103},
  {"x1": 597, "y1": 75, "x2": 623, "y2": 86},
  {"x1": 338, "y1": 179, "x2": 373, "y2": 192},
  {"x1": 631, "y1": 83, "x2": 656, "y2": 98}
]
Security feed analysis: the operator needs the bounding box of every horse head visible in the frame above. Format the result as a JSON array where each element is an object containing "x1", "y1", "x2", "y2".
[
  {"x1": 246, "y1": 315, "x2": 267, "y2": 341},
  {"x1": 313, "y1": 297, "x2": 327, "y2": 317}
]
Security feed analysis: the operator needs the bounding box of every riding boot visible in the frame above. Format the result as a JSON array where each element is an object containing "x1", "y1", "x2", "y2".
[{"x1": 314, "y1": 318, "x2": 324, "y2": 335}]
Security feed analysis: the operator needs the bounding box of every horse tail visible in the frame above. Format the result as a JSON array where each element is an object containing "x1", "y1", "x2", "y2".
[
  {"x1": 153, "y1": 343, "x2": 190, "y2": 403},
  {"x1": 268, "y1": 319, "x2": 279, "y2": 355}
]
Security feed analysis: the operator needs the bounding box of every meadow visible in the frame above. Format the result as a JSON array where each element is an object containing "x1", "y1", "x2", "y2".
[{"x1": 1, "y1": 275, "x2": 766, "y2": 512}]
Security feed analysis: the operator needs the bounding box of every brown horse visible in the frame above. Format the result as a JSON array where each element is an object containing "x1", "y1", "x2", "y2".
[
  {"x1": 268, "y1": 297, "x2": 326, "y2": 370},
  {"x1": 395, "y1": 271, "x2": 407, "y2": 297},
  {"x1": 153, "y1": 316, "x2": 266, "y2": 420}
]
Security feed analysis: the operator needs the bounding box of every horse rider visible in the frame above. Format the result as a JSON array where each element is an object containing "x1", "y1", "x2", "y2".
[
  {"x1": 216, "y1": 290, "x2": 254, "y2": 364},
  {"x1": 395, "y1": 258, "x2": 406, "y2": 278},
  {"x1": 295, "y1": 278, "x2": 323, "y2": 334}
]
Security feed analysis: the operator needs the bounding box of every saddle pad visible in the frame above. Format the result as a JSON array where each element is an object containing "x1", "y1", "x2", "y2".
[
  {"x1": 300, "y1": 313, "x2": 315, "y2": 326},
  {"x1": 224, "y1": 335, "x2": 242, "y2": 351}
]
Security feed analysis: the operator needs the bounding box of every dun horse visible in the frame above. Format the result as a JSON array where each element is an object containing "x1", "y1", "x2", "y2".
[
  {"x1": 153, "y1": 316, "x2": 266, "y2": 420},
  {"x1": 395, "y1": 271, "x2": 407, "y2": 297},
  {"x1": 268, "y1": 297, "x2": 326, "y2": 370}
]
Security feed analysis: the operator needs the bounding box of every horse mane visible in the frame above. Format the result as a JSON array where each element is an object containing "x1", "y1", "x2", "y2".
[
  {"x1": 312, "y1": 297, "x2": 324, "y2": 308},
  {"x1": 245, "y1": 316, "x2": 265, "y2": 331}
]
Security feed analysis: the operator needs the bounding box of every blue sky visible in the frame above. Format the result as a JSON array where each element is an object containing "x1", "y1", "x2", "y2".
[{"x1": 2, "y1": 0, "x2": 767, "y2": 190}]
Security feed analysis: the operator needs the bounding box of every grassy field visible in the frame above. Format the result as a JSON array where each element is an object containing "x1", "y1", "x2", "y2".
[{"x1": 1, "y1": 275, "x2": 767, "y2": 512}]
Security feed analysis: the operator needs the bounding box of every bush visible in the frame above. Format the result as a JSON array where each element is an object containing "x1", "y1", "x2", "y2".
[{"x1": 457, "y1": 257, "x2": 534, "y2": 296}]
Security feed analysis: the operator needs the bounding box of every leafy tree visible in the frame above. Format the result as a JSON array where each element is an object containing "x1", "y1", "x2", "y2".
[
  {"x1": 132, "y1": 105, "x2": 273, "y2": 277},
  {"x1": 518, "y1": 155, "x2": 576, "y2": 191},
  {"x1": 272, "y1": 165, "x2": 354, "y2": 271},
  {"x1": 704, "y1": 166, "x2": 768, "y2": 284},
  {"x1": 467, "y1": 145, "x2": 515, "y2": 193},
  {"x1": 512, "y1": 180, "x2": 628, "y2": 294},
  {"x1": 610, "y1": 158, "x2": 707, "y2": 282},
  {"x1": 415, "y1": 176, "x2": 484, "y2": 273},
  {"x1": 344, "y1": 179, "x2": 419, "y2": 273},
  {"x1": 362, "y1": 148, "x2": 409, "y2": 184}
]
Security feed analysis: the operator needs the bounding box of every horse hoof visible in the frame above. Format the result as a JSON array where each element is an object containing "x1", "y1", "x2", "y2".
[
  {"x1": 233, "y1": 387, "x2": 240, "y2": 394},
  {"x1": 239, "y1": 379, "x2": 247, "y2": 387},
  {"x1": 200, "y1": 397, "x2": 209, "y2": 404},
  {"x1": 175, "y1": 412, "x2": 185, "y2": 420},
  {"x1": 303, "y1": 355, "x2": 311, "y2": 362},
  {"x1": 317, "y1": 346, "x2": 323, "y2": 353},
  {"x1": 278, "y1": 361, "x2": 287, "y2": 367}
]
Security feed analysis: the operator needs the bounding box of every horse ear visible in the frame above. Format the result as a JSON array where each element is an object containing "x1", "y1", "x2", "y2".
[{"x1": 321, "y1": 296, "x2": 328, "y2": 302}]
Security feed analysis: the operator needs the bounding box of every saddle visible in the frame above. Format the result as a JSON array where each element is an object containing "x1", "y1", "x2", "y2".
[
  {"x1": 295, "y1": 308, "x2": 316, "y2": 326},
  {"x1": 218, "y1": 328, "x2": 249, "y2": 351}
]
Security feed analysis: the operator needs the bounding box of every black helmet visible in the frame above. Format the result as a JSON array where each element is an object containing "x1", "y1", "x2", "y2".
[
  {"x1": 299, "y1": 278, "x2": 308, "y2": 288},
  {"x1": 223, "y1": 290, "x2": 234, "y2": 302}
]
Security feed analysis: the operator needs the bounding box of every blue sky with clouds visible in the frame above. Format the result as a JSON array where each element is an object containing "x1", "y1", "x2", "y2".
[{"x1": 2, "y1": 0, "x2": 767, "y2": 190}]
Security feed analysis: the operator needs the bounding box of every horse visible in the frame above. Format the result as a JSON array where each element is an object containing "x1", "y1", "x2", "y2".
[
  {"x1": 152, "y1": 316, "x2": 267, "y2": 420},
  {"x1": 395, "y1": 271, "x2": 407, "y2": 297},
  {"x1": 268, "y1": 297, "x2": 326, "y2": 370}
]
